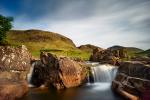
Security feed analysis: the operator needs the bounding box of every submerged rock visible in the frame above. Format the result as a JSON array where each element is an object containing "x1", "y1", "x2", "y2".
[
  {"x1": 0, "y1": 45, "x2": 31, "y2": 99},
  {"x1": 112, "y1": 61, "x2": 150, "y2": 100},
  {"x1": 31, "y1": 52, "x2": 88, "y2": 89}
]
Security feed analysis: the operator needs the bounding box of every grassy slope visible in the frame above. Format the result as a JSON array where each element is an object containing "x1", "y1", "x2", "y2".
[
  {"x1": 78, "y1": 44, "x2": 103, "y2": 53},
  {"x1": 136, "y1": 49, "x2": 150, "y2": 57},
  {"x1": 126, "y1": 47, "x2": 144, "y2": 57},
  {"x1": 7, "y1": 30, "x2": 91, "y2": 60},
  {"x1": 108, "y1": 45, "x2": 144, "y2": 58}
]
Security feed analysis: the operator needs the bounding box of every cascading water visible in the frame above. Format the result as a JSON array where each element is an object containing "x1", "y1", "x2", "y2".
[
  {"x1": 27, "y1": 63, "x2": 35, "y2": 87},
  {"x1": 88, "y1": 62, "x2": 118, "y2": 83}
]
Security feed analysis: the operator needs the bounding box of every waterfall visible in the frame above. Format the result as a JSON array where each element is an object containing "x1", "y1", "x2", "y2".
[
  {"x1": 27, "y1": 62, "x2": 35, "y2": 87},
  {"x1": 88, "y1": 63, "x2": 118, "y2": 83}
]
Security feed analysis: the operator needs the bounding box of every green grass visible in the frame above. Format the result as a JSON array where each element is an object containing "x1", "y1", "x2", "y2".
[
  {"x1": 135, "y1": 49, "x2": 150, "y2": 58},
  {"x1": 40, "y1": 49, "x2": 91, "y2": 60},
  {"x1": 31, "y1": 49, "x2": 91, "y2": 60}
]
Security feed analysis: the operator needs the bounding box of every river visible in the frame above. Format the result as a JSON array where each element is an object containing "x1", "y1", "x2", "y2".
[{"x1": 23, "y1": 62, "x2": 123, "y2": 100}]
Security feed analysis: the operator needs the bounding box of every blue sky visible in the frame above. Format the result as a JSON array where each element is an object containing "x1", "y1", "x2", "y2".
[{"x1": 0, "y1": 0, "x2": 150, "y2": 49}]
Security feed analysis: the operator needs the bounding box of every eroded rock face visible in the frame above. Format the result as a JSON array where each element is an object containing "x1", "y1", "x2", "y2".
[
  {"x1": 31, "y1": 52, "x2": 88, "y2": 89},
  {"x1": 90, "y1": 48, "x2": 127, "y2": 65},
  {"x1": 112, "y1": 61, "x2": 150, "y2": 99},
  {"x1": 0, "y1": 45, "x2": 31, "y2": 100}
]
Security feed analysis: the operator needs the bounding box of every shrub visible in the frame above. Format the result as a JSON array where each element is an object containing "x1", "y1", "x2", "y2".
[{"x1": 0, "y1": 14, "x2": 13, "y2": 45}]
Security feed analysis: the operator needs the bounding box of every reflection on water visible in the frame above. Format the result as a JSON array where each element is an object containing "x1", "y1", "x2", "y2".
[{"x1": 22, "y1": 83, "x2": 123, "y2": 100}]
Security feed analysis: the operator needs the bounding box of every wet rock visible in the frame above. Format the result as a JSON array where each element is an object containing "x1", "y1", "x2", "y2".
[
  {"x1": 31, "y1": 52, "x2": 88, "y2": 89},
  {"x1": 112, "y1": 61, "x2": 150, "y2": 99}
]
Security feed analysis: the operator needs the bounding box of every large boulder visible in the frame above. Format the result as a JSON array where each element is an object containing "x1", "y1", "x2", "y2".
[
  {"x1": 0, "y1": 79, "x2": 28, "y2": 100},
  {"x1": 31, "y1": 52, "x2": 88, "y2": 89},
  {"x1": 58, "y1": 57, "x2": 87, "y2": 88},
  {"x1": 0, "y1": 45, "x2": 31, "y2": 80},
  {"x1": 112, "y1": 61, "x2": 150, "y2": 100},
  {"x1": 0, "y1": 45, "x2": 31, "y2": 100}
]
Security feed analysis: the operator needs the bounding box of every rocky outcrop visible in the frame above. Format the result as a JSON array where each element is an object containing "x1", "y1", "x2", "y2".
[
  {"x1": 112, "y1": 61, "x2": 150, "y2": 100},
  {"x1": 90, "y1": 47, "x2": 127, "y2": 65},
  {"x1": 0, "y1": 45, "x2": 31, "y2": 100},
  {"x1": 31, "y1": 52, "x2": 88, "y2": 89},
  {"x1": 131, "y1": 57, "x2": 150, "y2": 65}
]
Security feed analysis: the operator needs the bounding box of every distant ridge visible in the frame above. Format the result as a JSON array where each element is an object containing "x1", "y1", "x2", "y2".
[
  {"x1": 78, "y1": 44, "x2": 103, "y2": 52},
  {"x1": 108, "y1": 45, "x2": 144, "y2": 53}
]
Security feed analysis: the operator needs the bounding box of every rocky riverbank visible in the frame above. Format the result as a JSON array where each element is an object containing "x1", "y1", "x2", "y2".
[
  {"x1": 112, "y1": 61, "x2": 150, "y2": 100},
  {"x1": 0, "y1": 45, "x2": 31, "y2": 100},
  {"x1": 0, "y1": 44, "x2": 89, "y2": 100}
]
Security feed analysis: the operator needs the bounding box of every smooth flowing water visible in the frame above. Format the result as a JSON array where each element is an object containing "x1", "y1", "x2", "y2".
[
  {"x1": 90, "y1": 64, "x2": 118, "y2": 82},
  {"x1": 23, "y1": 62, "x2": 123, "y2": 100},
  {"x1": 27, "y1": 63, "x2": 35, "y2": 87}
]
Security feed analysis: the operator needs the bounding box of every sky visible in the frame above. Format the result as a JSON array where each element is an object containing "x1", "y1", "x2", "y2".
[{"x1": 0, "y1": 0, "x2": 150, "y2": 49}]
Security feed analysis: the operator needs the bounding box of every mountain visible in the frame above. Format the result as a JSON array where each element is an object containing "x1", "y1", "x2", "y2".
[
  {"x1": 78, "y1": 44, "x2": 103, "y2": 53},
  {"x1": 6, "y1": 29, "x2": 92, "y2": 59},
  {"x1": 107, "y1": 45, "x2": 124, "y2": 50},
  {"x1": 125, "y1": 47, "x2": 144, "y2": 53}
]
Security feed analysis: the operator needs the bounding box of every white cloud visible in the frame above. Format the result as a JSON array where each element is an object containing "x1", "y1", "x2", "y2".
[{"x1": 10, "y1": 0, "x2": 150, "y2": 50}]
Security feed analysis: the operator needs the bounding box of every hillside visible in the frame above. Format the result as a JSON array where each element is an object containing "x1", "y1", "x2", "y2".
[
  {"x1": 108, "y1": 45, "x2": 143, "y2": 52},
  {"x1": 107, "y1": 45, "x2": 124, "y2": 50},
  {"x1": 6, "y1": 29, "x2": 90, "y2": 60},
  {"x1": 108, "y1": 45, "x2": 144, "y2": 57},
  {"x1": 136, "y1": 49, "x2": 150, "y2": 57},
  {"x1": 78, "y1": 44, "x2": 103, "y2": 53}
]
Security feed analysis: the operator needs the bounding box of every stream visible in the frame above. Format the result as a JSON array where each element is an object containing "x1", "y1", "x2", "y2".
[{"x1": 23, "y1": 62, "x2": 123, "y2": 100}]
